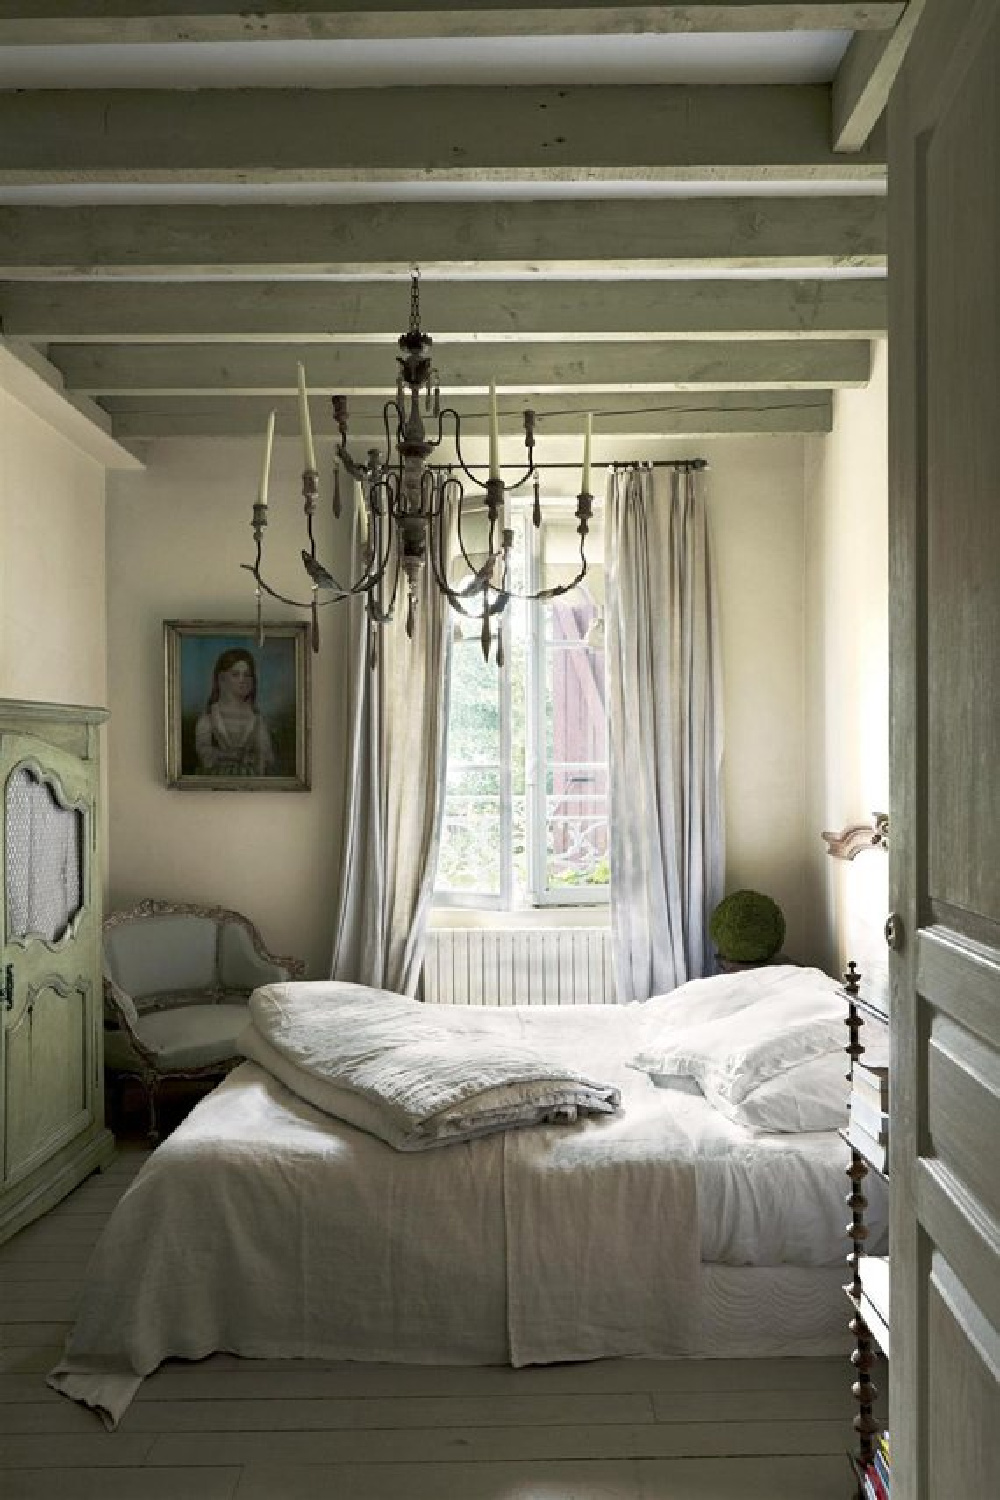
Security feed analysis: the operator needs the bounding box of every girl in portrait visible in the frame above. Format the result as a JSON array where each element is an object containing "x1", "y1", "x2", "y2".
[{"x1": 194, "y1": 647, "x2": 275, "y2": 777}]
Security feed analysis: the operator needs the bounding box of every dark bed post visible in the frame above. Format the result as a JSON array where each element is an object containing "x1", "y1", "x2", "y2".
[{"x1": 844, "y1": 961, "x2": 878, "y2": 1493}]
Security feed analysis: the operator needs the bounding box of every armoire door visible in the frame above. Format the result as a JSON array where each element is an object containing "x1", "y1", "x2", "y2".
[
  {"x1": 1, "y1": 732, "x2": 101, "y2": 1195},
  {"x1": 889, "y1": 0, "x2": 1000, "y2": 1495}
]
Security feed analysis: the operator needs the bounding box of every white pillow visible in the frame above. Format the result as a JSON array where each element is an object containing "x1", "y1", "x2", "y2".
[
  {"x1": 632, "y1": 965, "x2": 844, "y2": 1109},
  {"x1": 652, "y1": 1049, "x2": 849, "y2": 1133}
]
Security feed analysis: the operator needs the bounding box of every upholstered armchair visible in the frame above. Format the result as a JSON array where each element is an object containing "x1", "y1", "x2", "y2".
[{"x1": 102, "y1": 898, "x2": 305, "y2": 1140}]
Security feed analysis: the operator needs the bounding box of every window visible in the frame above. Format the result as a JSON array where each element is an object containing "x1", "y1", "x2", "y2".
[{"x1": 435, "y1": 501, "x2": 609, "y2": 908}]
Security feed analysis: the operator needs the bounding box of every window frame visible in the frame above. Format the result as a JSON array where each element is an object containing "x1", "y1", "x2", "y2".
[{"x1": 434, "y1": 497, "x2": 609, "y2": 912}]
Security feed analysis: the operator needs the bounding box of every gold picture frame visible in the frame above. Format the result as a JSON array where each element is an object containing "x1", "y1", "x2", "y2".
[{"x1": 164, "y1": 621, "x2": 311, "y2": 791}]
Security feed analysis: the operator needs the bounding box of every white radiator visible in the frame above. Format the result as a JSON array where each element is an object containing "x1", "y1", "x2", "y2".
[{"x1": 421, "y1": 927, "x2": 616, "y2": 1007}]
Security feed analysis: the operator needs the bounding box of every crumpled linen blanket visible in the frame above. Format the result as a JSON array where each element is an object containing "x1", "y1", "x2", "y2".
[{"x1": 237, "y1": 979, "x2": 622, "y2": 1149}]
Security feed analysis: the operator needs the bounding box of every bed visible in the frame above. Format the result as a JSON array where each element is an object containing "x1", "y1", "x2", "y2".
[{"x1": 49, "y1": 965, "x2": 888, "y2": 1429}]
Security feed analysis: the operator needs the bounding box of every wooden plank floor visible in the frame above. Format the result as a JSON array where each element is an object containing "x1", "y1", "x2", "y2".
[{"x1": 0, "y1": 1144, "x2": 880, "y2": 1499}]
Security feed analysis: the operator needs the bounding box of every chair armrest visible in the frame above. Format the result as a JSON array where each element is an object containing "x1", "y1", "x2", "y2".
[
  {"x1": 102, "y1": 974, "x2": 158, "y2": 1068},
  {"x1": 218, "y1": 914, "x2": 306, "y2": 992}
]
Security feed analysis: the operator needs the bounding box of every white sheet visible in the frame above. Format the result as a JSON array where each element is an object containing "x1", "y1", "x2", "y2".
[{"x1": 49, "y1": 1001, "x2": 887, "y2": 1428}]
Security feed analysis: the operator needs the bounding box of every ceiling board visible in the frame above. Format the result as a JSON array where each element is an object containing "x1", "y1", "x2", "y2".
[
  {"x1": 0, "y1": 198, "x2": 887, "y2": 277},
  {"x1": 0, "y1": 179, "x2": 887, "y2": 207},
  {"x1": 0, "y1": 84, "x2": 885, "y2": 188},
  {"x1": 0, "y1": 278, "x2": 887, "y2": 341},
  {"x1": 48, "y1": 338, "x2": 871, "y2": 394},
  {"x1": 0, "y1": 32, "x2": 853, "y2": 89},
  {"x1": 0, "y1": 3, "x2": 905, "y2": 48}
]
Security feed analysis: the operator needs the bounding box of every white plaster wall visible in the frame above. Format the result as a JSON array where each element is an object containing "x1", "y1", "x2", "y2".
[
  {"x1": 702, "y1": 435, "x2": 809, "y2": 961},
  {"x1": 106, "y1": 438, "x2": 352, "y2": 980},
  {"x1": 107, "y1": 431, "x2": 811, "y2": 974},
  {"x1": 0, "y1": 387, "x2": 107, "y2": 708},
  {"x1": 803, "y1": 340, "x2": 889, "y2": 998}
]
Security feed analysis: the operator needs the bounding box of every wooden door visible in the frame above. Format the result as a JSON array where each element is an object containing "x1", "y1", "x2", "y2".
[
  {"x1": 1, "y1": 732, "x2": 100, "y2": 1194},
  {"x1": 889, "y1": 1, "x2": 1000, "y2": 1495}
]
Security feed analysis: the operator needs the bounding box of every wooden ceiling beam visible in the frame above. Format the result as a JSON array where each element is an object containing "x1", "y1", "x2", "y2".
[
  {"x1": 833, "y1": 0, "x2": 927, "y2": 150},
  {"x1": 0, "y1": 86, "x2": 886, "y2": 183},
  {"x1": 1, "y1": 278, "x2": 888, "y2": 343},
  {"x1": 50, "y1": 339, "x2": 871, "y2": 394},
  {"x1": 0, "y1": 4, "x2": 906, "y2": 47},
  {"x1": 100, "y1": 390, "x2": 834, "y2": 439},
  {"x1": 0, "y1": 198, "x2": 887, "y2": 277}
]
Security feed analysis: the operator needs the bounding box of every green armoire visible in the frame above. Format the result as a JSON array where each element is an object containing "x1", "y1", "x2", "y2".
[{"x1": 0, "y1": 699, "x2": 115, "y2": 1245}]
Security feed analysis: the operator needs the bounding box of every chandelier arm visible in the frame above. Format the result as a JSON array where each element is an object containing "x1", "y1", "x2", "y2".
[
  {"x1": 345, "y1": 485, "x2": 394, "y2": 596},
  {"x1": 428, "y1": 552, "x2": 504, "y2": 620},
  {"x1": 494, "y1": 556, "x2": 589, "y2": 605},
  {"x1": 429, "y1": 513, "x2": 480, "y2": 617},
  {"x1": 452, "y1": 493, "x2": 501, "y2": 582},
  {"x1": 494, "y1": 528, "x2": 591, "y2": 604},
  {"x1": 384, "y1": 399, "x2": 402, "y2": 457},
  {"x1": 446, "y1": 410, "x2": 536, "y2": 494},
  {"x1": 433, "y1": 477, "x2": 492, "y2": 618},
  {"x1": 497, "y1": 458, "x2": 537, "y2": 494},
  {"x1": 375, "y1": 498, "x2": 400, "y2": 597},
  {"x1": 443, "y1": 408, "x2": 497, "y2": 489},
  {"x1": 239, "y1": 563, "x2": 352, "y2": 610},
  {"x1": 367, "y1": 546, "x2": 402, "y2": 625},
  {"x1": 336, "y1": 444, "x2": 369, "y2": 484}
]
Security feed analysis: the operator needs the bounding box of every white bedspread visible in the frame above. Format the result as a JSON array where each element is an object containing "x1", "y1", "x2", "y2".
[{"x1": 48, "y1": 1001, "x2": 887, "y2": 1429}]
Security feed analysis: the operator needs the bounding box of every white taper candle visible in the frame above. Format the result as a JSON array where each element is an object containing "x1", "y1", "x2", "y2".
[
  {"x1": 489, "y1": 382, "x2": 500, "y2": 480},
  {"x1": 259, "y1": 408, "x2": 276, "y2": 506},
  {"x1": 582, "y1": 411, "x2": 593, "y2": 494},
  {"x1": 297, "y1": 362, "x2": 317, "y2": 472}
]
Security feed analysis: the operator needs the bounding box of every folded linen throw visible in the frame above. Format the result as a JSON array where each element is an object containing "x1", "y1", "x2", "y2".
[{"x1": 239, "y1": 981, "x2": 621, "y2": 1150}]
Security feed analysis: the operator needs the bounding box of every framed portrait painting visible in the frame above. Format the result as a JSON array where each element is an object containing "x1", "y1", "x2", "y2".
[{"x1": 164, "y1": 621, "x2": 311, "y2": 791}]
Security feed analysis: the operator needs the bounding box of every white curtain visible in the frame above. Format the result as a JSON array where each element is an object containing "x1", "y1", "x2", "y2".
[
  {"x1": 605, "y1": 465, "x2": 725, "y2": 1001},
  {"x1": 330, "y1": 500, "x2": 452, "y2": 996}
]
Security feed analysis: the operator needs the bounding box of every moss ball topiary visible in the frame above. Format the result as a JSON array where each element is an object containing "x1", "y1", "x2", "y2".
[{"x1": 709, "y1": 889, "x2": 786, "y2": 964}]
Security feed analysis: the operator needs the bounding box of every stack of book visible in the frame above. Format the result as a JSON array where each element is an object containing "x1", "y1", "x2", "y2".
[
  {"x1": 849, "y1": 1432, "x2": 891, "y2": 1498},
  {"x1": 862, "y1": 1431, "x2": 892, "y2": 1498},
  {"x1": 849, "y1": 1059, "x2": 889, "y2": 1172},
  {"x1": 858, "y1": 1253, "x2": 890, "y2": 1354}
]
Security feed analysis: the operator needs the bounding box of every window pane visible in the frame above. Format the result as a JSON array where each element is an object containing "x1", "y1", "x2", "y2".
[
  {"x1": 437, "y1": 764, "x2": 503, "y2": 895},
  {"x1": 436, "y1": 633, "x2": 503, "y2": 897}
]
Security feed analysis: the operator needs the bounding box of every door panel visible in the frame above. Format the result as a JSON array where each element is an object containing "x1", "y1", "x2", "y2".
[
  {"x1": 927, "y1": 1017, "x2": 1000, "y2": 1228},
  {"x1": 4, "y1": 976, "x2": 92, "y2": 1184},
  {"x1": 924, "y1": 29, "x2": 1000, "y2": 922},
  {"x1": 1, "y1": 732, "x2": 99, "y2": 1191},
  {"x1": 928, "y1": 1261, "x2": 1000, "y2": 1498},
  {"x1": 890, "y1": 0, "x2": 1000, "y2": 1495}
]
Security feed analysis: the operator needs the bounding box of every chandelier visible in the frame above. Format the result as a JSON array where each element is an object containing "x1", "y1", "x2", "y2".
[{"x1": 245, "y1": 274, "x2": 596, "y2": 666}]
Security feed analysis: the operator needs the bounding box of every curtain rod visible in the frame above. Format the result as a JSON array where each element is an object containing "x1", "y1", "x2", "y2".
[
  {"x1": 430, "y1": 457, "x2": 708, "y2": 473},
  {"x1": 610, "y1": 459, "x2": 708, "y2": 471}
]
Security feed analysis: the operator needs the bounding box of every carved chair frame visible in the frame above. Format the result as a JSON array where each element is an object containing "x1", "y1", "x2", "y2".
[{"x1": 102, "y1": 897, "x2": 305, "y2": 1140}]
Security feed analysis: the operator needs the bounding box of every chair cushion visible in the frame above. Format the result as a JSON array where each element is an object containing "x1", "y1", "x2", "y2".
[
  {"x1": 107, "y1": 1003, "x2": 249, "y2": 1072},
  {"x1": 104, "y1": 914, "x2": 220, "y2": 1000}
]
